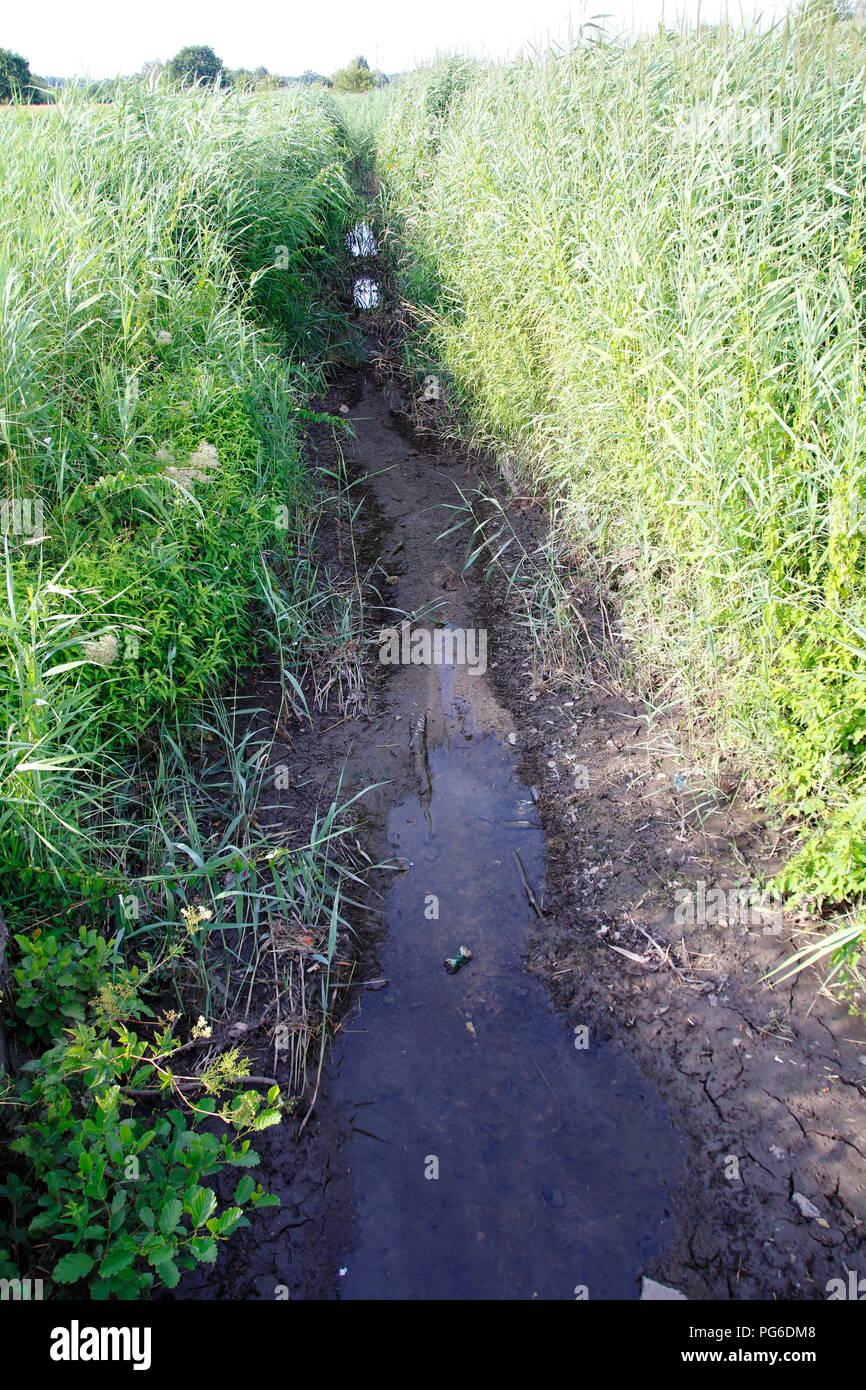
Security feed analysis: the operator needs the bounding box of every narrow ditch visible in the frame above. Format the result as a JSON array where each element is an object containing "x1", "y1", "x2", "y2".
[
  {"x1": 177, "y1": 227, "x2": 685, "y2": 1300},
  {"x1": 324, "y1": 370, "x2": 683, "y2": 1299},
  {"x1": 181, "y1": 215, "x2": 866, "y2": 1304}
]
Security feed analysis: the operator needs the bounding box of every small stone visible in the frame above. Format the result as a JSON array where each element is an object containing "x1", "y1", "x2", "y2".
[{"x1": 791, "y1": 1192, "x2": 822, "y2": 1221}]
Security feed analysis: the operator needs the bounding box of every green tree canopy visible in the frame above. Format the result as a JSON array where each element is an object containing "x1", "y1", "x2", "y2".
[
  {"x1": 229, "y1": 67, "x2": 255, "y2": 91},
  {"x1": 0, "y1": 48, "x2": 43, "y2": 103},
  {"x1": 332, "y1": 56, "x2": 378, "y2": 93},
  {"x1": 168, "y1": 45, "x2": 224, "y2": 88}
]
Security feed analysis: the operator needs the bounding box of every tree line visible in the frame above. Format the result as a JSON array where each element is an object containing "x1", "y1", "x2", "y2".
[{"x1": 0, "y1": 44, "x2": 391, "y2": 102}]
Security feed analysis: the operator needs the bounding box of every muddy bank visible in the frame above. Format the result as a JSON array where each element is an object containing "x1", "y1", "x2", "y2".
[{"x1": 470, "y1": 492, "x2": 866, "y2": 1301}]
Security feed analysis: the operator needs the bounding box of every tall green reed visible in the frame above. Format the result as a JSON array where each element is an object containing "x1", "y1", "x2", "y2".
[{"x1": 374, "y1": 18, "x2": 866, "y2": 943}]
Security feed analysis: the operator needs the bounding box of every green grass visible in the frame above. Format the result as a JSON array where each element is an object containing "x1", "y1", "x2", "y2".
[
  {"x1": 1, "y1": 82, "x2": 353, "y2": 915},
  {"x1": 369, "y1": 17, "x2": 866, "y2": 975},
  {"x1": 0, "y1": 81, "x2": 364, "y2": 1296}
]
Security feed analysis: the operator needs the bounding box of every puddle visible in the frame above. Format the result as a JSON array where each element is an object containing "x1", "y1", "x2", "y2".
[
  {"x1": 346, "y1": 221, "x2": 377, "y2": 257},
  {"x1": 331, "y1": 693, "x2": 683, "y2": 1300},
  {"x1": 353, "y1": 276, "x2": 380, "y2": 310}
]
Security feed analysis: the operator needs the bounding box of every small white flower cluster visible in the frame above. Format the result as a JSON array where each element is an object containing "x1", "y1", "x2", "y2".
[
  {"x1": 160, "y1": 439, "x2": 220, "y2": 490},
  {"x1": 155, "y1": 330, "x2": 174, "y2": 346},
  {"x1": 82, "y1": 631, "x2": 120, "y2": 666}
]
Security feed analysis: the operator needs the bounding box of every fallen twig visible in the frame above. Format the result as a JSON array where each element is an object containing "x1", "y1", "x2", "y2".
[{"x1": 513, "y1": 849, "x2": 545, "y2": 917}]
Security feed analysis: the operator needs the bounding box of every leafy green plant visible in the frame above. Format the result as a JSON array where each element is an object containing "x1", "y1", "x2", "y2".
[
  {"x1": 0, "y1": 78, "x2": 360, "y2": 1298},
  {"x1": 0, "y1": 83, "x2": 353, "y2": 911},
  {"x1": 11, "y1": 926, "x2": 128, "y2": 1042},
  {"x1": 0, "y1": 1010, "x2": 281, "y2": 1299}
]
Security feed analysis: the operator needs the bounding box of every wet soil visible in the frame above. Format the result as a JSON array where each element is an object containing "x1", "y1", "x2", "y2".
[
  {"x1": 476, "y1": 496, "x2": 866, "y2": 1301},
  {"x1": 179, "y1": 353, "x2": 866, "y2": 1304}
]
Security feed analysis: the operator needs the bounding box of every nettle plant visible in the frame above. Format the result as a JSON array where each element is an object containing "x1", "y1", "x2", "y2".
[{"x1": 0, "y1": 989, "x2": 281, "y2": 1298}]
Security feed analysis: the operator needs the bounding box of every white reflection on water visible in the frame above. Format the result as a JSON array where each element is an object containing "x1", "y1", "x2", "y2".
[
  {"x1": 347, "y1": 221, "x2": 377, "y2": 257},
  {"x1": 354, "y1": 277, "x2": 380, "y2": 309}
]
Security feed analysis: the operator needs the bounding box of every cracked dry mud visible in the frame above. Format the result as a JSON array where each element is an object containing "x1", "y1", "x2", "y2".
[{"x1": 178, "y1": 363, "x2": 866, "y2": 1303}]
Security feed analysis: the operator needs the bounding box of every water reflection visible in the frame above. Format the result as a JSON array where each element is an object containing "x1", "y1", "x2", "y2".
[
  {"x1": 347, "y1": 221, "x2": 378, "y2": 257},
  {"x1": 353, "y1": 277, "x2": 380, "y2": 310},
  {"x1": 332, "y1": 733, "x2": 682, "y2": 1299}
]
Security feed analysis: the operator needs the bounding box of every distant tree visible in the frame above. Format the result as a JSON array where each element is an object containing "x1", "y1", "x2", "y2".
[
  {"x1": 168, "y1": 45, "x2": 224, "y2": 88},
  {"x1": 332, "y1": 56, "x2": 378, "y2": 93},
  {"x1": 0, "y1": 48, "x2": 44, "y2": 103},
  {"x1": 221, "y1": 63, "x2": 285, "y2": 92}
]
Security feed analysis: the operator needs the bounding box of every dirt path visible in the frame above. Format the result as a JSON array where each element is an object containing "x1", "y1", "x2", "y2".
[{"x1": 179, "y1": 346, "x2": 866, "y2": 1304}]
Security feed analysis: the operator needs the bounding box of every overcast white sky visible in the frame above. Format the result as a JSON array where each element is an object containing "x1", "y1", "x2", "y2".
[{"x1": 3, "y1": 0, "x2": 796, "y2": 79}]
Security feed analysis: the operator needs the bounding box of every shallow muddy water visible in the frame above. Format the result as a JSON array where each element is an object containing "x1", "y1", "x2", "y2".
[
  {"x1": 175, "y1": 309, "x2": 685, "y2": 1304},
  {"x1": 178, "y1": 367, "x2": 687, "y2": 1303},
  {"x1": 331, "y1": 655, "x2": 683, "y2": 1299}
]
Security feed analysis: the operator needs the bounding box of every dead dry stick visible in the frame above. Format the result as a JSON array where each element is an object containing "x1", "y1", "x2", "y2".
[
  {"x1": 605, "y1": 943, "x2": 651, "y2": 965},
  {"x1": 530, "y1": 1054, "x2": 564, "y2": 1133},
  {"x1": 513, "y1": 849, "x2": 545, "y2": 917},
  {"x1": 131, "y1": 1074, "x2": 279, "y2": 1096},
  {"x1": 630, "y1": 919, "x2": 711, "y2": 990}
]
